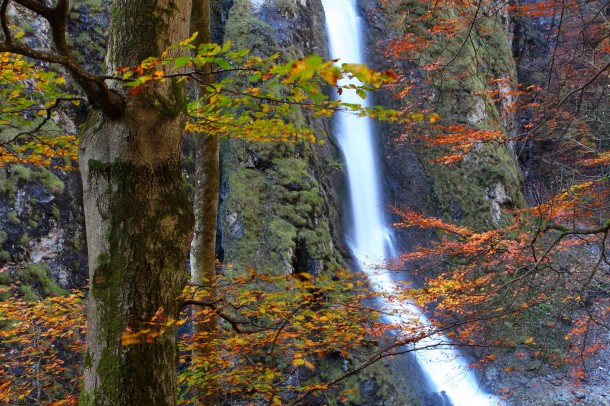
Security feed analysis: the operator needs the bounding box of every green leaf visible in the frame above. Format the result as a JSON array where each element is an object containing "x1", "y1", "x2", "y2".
[
  {"x1": 173, "y1": 56, "x2": 192, "y2": 69},
  {"x1": 248, "y1": 72, "x2": 262, "y2": 83},
  {"x1": 215, "y1": 58, "x2": 232, "y2": 70}
]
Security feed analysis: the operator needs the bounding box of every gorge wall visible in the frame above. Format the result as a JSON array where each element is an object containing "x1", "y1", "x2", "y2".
[{"x1": 217, "y1": 0, "x2": 346, "y2": 278}]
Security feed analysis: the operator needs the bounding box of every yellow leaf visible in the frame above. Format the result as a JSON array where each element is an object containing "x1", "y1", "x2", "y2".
[
  {"x1": 429, "y1": 113, "x2": 440, "y2": 123},
  {"x1": 303, "y1": 360, "x2": 316, "y2": 370},
  {"x1": 320, "y1": 68, "x2": 340, "y2": 86}
]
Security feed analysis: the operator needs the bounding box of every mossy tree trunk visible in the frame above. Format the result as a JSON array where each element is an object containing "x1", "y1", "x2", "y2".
[
  {"x1": 189, "y1": 1, "x2": 221, "y2": 403},
  {"x1": 78, "y1": 0, "x2": 194, "y2": 404}
]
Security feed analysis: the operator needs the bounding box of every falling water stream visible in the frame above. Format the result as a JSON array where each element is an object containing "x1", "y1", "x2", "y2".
[{"x1": 320, "y1": 0, "x2": 501, "y2": 404}]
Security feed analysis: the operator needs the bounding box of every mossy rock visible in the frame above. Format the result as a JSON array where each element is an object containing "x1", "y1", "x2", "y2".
[
  {"x1": 379, "y1": 3, "x2": 525, "y2": 230},
  {"x1": 220, "y1": 2, "x2": 344, "y2": 278},
  {"x1": 1, "y1": 263, "x2": 68, "y2": 300}
]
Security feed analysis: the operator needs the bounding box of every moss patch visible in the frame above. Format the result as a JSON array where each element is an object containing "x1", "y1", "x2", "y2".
[{"x1": 0, "y1": 263, "x2": 68, "y2": 300}]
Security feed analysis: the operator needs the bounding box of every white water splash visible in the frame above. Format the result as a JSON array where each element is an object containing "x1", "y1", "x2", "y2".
[{"x1": 321, "y1": 0, "x2": 502, "y2": 404}]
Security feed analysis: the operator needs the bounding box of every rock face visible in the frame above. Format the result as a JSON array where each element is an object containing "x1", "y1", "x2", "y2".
[
  {"x1": 358, "y1": 0, "x2": 525, "y2": 234},
  {"x1": 0, "y1": 165, "x2": 87, "y2": 298},
  {"x1": 0, "y1": 2, "x2": 99, "y2": 297},
  {"x1": 218, "y1": 0, "x2": 346, "y2": 277}
]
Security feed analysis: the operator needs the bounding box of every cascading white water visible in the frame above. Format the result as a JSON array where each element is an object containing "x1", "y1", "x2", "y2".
[{"x1": 321, "y1": 1, "x2": 501, "y2": 405}]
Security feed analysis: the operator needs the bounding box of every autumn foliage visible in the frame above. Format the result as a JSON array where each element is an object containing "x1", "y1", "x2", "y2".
[
  {"x1": 0, "y1": 52, "x2": 80, "y2": 168},
  {"x1": 1, "y1": 266, "x2": 442, "y2": 405},
  {"x1": 0, "y1": 288, "x2": 84, "y2": 405},
  {"x1": 377, "y1": 0, "x2": 610, "y2": 392},
  {"x1": 1, "y1": 0, "x2": 610, "y2": 403}
]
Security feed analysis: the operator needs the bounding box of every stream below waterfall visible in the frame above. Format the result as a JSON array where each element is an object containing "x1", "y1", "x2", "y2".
[{"x1": 320, "y1": 1, "x2": 502, "y2": 404}]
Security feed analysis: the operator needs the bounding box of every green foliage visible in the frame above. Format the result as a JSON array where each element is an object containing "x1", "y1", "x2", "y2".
[
  {"x1": 10, "y1": 164, "x2": 33, "y2": 181},
  {"x1": 37, "y1": 167, "x2": 65, "y2": 194},
  {"x1": 112, "y1": 36, "x2": 400, "y2": 146}
]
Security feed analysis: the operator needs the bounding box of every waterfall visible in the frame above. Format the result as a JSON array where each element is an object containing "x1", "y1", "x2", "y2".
[{"x1": 320, "y1": 1, "x2": 502, "y2": 405}]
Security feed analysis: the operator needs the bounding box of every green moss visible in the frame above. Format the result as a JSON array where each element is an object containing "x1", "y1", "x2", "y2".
[
  {"x1": 11, "y1": 164, "x2": 34, "y2": 181},
  {"x1": 0, "y1": 267, "x2": 11, "y2": 285},
  {"x1": 38, "y1": 167, "x2": 65, "y2": 194},
  {"x1": 311, "y1": 353, "x2": 422, "y2": 405},
  {"x1": 19, "y1": 233, "x2": 30, "y2": 246},
  {"x1": 96, "y1": 349, "x2": 121, "y2": 401},
  {"x1": 316, "y1": 356, "x2": 363, "y2": 404},
  {"x1": 220, "y1": 141, "x2": 342, "y2": 275},
  {"x1": 15, "y1": 263, "x2": 67, "y2": 297},
  {"x1": 0, "y1": 171, "x2": 17, "y2": 196},
  {"x1": 271, "y1": 0, "x2": 298, "y2": 17},
  {"x1": 79, "y1": 391, "x2": 94, "y2": 406},
  {"x1": 51, "y1": 205, "x2": 61, "y2": 221},
  {"x1": 84, "y1": 350, "x2": 93, "y2": 369},
  {"x1": 0, "y1": 285, "x2": 10, "y2": 301},
  {"x1": 72, "y1": 235, "x2": 83, "y2": 250},
  {"x1": 7, "y1": 210, "x2": 20, "y2": 225},
  {"x1": 268, "y1": 218, "x2": 297, "y2": 250},
  {"x1": 361, "y1": 358, "x2": 422, "y2": 405},
  {"x1": 225, "y1": 0, "x2": 280, "y2": 56},
  {"x1": 420, "y1": 141, "x2": 524, "y2": 230},
  {"x1": 19, "y1": 284, "x2": 39, "y2": 301},
  {"x1": 386, "y1": 3, "x2": 525, "y2": 230},
  {"x1": 79, "y1": 109, "x2": 104, "y2": 136}
]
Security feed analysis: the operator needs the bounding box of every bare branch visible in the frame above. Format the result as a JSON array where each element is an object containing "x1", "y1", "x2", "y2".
[
  {"x1": 1, "y1": 0, "x2": 12, "y2": 43},
  {"x1": 0, "y1": 96, "x2": 86, "y2": 147},
  {"x1": 526, "y1": 59, "x2": 610, "y2": 137},
  {"x1": 11, "y1": 0, "x2": 53, "y2": 20},
  {"x1": 1, "y1": 1, "x2": 125, "y2": 119},
  {"x1": 182, "y1": 299, "x2": 249, "y2": 334}
]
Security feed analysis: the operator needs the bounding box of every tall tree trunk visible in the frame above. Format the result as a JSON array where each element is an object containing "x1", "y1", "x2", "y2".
[
  {"x1": 79, "y1": 1, "x2": 194, "y2": 404},
  {"x1": 189, "y1": 0, "x2": 221, "y2": 403},
  {"x1": 190, "y1": 0, "x2": 218, "y2": 298}
]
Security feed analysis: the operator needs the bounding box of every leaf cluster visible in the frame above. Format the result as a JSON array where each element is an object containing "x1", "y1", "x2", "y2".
[
  {"x1": 0, "y1": 52, "x2": 80, "y2": 168},
  {"x1": 0, "y1": 291, "x2": 85, "y2": 405},
  {"x1": 391, "y1": 177, "x2": 610, "y2": 384}
]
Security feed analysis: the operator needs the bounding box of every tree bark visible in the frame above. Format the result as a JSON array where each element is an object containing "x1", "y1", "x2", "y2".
[
  {"x1": 190, "y1": 0, "x2": 218, "y2": 300},
  {"x1": 79, "y1": 1, "x2": 194, "y2": 404},
  {"x1": 189, "y1": 1, "x2": 221, "y2": 403}
]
